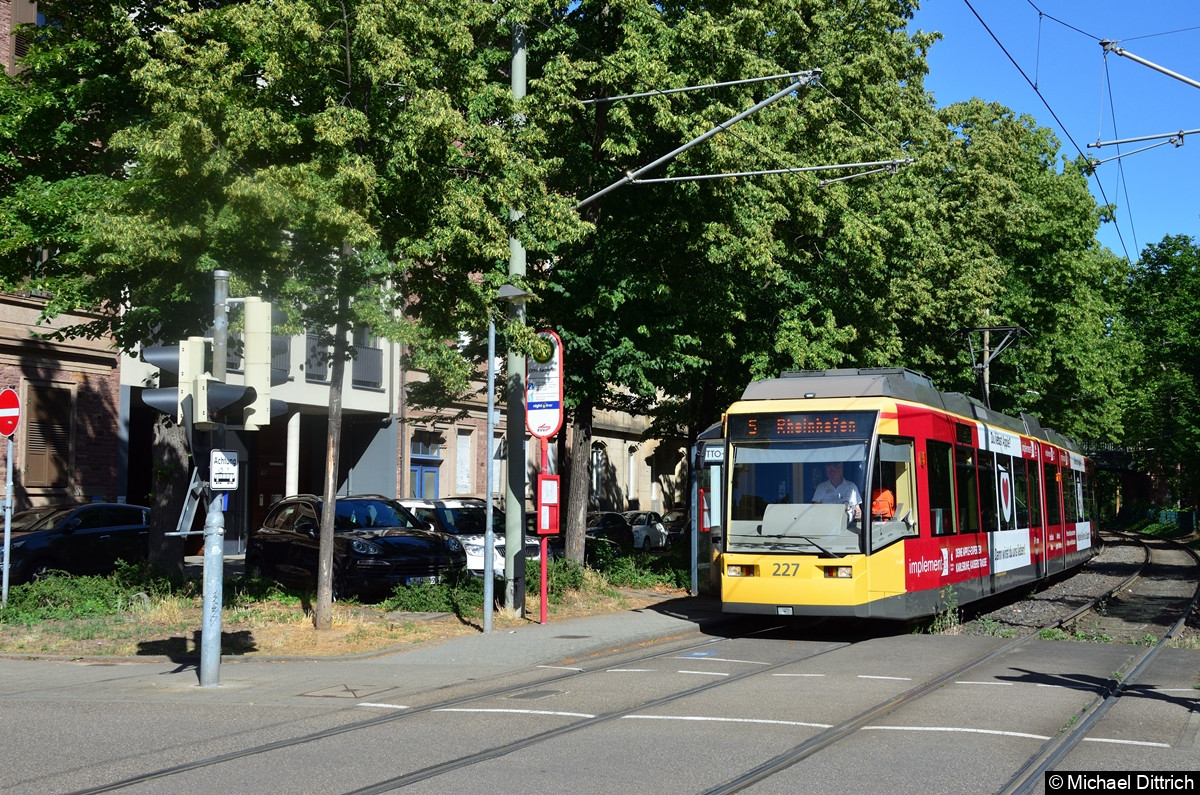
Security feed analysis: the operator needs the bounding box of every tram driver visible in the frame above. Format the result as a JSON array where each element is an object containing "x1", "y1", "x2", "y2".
[{"x1": 812, "y1": 461, "x2": 862, "y2": 521}]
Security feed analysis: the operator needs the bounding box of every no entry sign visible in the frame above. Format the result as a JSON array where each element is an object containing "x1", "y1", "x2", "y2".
[{"x1": 0, "y1": 388, "x2": 19, "y2": 437}]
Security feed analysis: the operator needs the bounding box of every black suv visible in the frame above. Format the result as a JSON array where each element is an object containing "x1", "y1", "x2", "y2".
[
  {"x1": 246, "y1": 494, "x2": 467, "y2": 600},
  {"x1": 3, "y1": 503, "x2": 151, "y2": 584}
]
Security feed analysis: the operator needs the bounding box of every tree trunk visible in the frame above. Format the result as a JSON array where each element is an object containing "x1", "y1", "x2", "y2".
[
  {"x1": 564, "y1": 397, "x2": 593, "y2": 563},
  {"x1": 314, "y1": 294, "x2": 350, "y2": 630},
  {"x1": 147, "y1": 415, "x2": 186, "y2": 579}
]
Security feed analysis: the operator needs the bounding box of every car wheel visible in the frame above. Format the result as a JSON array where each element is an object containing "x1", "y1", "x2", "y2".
[
  {"x1": 245, "y1": 557, "x2": 265, "y2": 580},
  {"x1": 641, "y1": 535, "x2": 652, "y2": 552},
  {"x1": 28, "y1": 559, "x2": 56, "y2": 582}
]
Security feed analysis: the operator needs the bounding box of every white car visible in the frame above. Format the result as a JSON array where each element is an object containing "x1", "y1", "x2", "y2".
[
  {"x1": 621, "y1": 510, "x2": 670, "y2": 551},
  {"x1": 398, "y1": 498, "x2": 540, "y2": 577}
]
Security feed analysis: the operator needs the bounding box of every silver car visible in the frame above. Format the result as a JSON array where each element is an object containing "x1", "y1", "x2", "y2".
[
  {"x1": 621, "y1": 510, "x2": 670, "y2": 551},
  {"x1": 399, "y1": 497, "x2": 541, "y2": 577}
]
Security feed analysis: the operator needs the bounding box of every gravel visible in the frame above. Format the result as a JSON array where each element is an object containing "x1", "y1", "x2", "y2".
[{"x1": 954, "y1": 534, "x2": 1156, "y2": 640}]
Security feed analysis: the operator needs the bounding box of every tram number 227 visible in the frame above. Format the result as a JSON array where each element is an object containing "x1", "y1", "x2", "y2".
[{"x1": 771, "y1": 562, "x2": 801, "y2": 577}]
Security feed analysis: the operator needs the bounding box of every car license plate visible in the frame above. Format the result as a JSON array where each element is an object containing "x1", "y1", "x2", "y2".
[{"x1": 406, "y1": 575, "x2": 439, "y2": 586}]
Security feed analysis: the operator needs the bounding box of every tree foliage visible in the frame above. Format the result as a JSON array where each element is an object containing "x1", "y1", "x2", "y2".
[{"x1": 1124, "y1": 235, "x2": 1200, "y2": 505}]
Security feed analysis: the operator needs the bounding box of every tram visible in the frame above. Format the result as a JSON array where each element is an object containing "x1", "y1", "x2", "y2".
[{"x1": 716, "y1": 368, "x2": 1097, "y2": 619}]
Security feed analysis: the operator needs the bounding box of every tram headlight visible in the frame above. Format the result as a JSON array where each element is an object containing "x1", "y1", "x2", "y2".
[
  {"x1": 824, "y1": 566, "x2": 853, "y2": 579},
  {"x1": 726, "y1": 564, "x2": 753, "y2": 577}
]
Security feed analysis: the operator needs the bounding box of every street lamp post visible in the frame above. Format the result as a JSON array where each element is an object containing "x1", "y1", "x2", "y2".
[{"x1": 484, "y1": 284, "x2": 531, "y2": 633}]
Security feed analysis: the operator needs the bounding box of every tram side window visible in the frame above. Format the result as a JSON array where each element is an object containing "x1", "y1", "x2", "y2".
[
  {"x1": 926, "y1": 440, "x2": 956, "y2": 536},
  {"x1": 1077, "y1": 472, "x2": 1089, "y2": 522},
  {"x1": 956, "y1": 447, "x2": 980, "y2": 534},
  {"x1": 1043, "y1": 462, "x2": 1062, "y2": 525},
  {"x1": 1062, "y1": 469, "x2": 1079, "y2": 524},
  {"x1": 870, "y1": 438, "x2": 918, "y2": 546},
  {"x1": 978, "y1": 453, "x2": 998, "y2": 533},
  {"x1": 1029, "y1": 462, "x2": 1042, "y2": 529},
  {"x1": 1013, "y1": 460, "x2": 1029, "y2": 527}
]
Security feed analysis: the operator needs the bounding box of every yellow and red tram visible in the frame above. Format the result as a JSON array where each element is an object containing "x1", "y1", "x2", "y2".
[{"x1": 718, "y1": 368, "x2": 1096, "y2": 619}]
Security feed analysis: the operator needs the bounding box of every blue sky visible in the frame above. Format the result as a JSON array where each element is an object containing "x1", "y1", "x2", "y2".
[{"x1": 911, "y1": 0, "x2": 1200, "y2": 262}]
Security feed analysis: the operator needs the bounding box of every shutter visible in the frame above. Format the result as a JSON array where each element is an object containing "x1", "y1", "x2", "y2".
[{"x1": 24, "y1": 385, "x2": 71, "y2": 488}]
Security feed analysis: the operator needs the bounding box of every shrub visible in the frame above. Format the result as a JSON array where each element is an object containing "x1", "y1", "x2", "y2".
[{"x1": 1, "y1": 567, "x2": 148, "y2": 625}]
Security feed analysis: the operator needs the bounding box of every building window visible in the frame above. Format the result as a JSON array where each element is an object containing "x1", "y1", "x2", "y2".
[
  {"x1": 590, "y1": 443, "x2": 606, "y2": 498},
  {"x1": 409, "y1": 430, "x2": 442, "y2": 498},
  {"x1": 627, "y1": 445, "x2": 638, "y2": 498},
  {"x1": 24, "y1": 383, "x2": 73, "y2": 489},
  {"x1": 455, "y1": 430, "x2": 472, "y2": 494}
]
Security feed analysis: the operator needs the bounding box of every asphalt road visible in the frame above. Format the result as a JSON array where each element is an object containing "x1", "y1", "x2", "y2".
[{"x1": 1, "y1": 600, "x2": 1196, "y2": 794}]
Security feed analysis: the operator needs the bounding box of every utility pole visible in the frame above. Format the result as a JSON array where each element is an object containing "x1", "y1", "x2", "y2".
[{"x1": 505, "y1": 20, "x2": 528, "y2": 617}]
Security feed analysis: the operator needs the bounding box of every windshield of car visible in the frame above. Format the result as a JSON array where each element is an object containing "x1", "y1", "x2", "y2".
[
  {"x1": 435, "y1": 505, "x2": 503, "y2": 535},
  {"x1": 331, "y1": 499, "x2": 418, "y2": 531},
  {"x1": 11, "y1": 506, "x2": 74, "y2": 532}
]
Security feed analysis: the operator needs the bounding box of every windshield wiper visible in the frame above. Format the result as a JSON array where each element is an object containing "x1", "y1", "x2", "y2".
[{"x1": 792, "y1": 536, "x2": 841, "y2": 558}]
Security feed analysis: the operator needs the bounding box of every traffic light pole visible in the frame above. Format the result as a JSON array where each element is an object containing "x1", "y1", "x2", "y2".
[{"x1": 199, "y1": 486, "x2": 224, "y2": 687}]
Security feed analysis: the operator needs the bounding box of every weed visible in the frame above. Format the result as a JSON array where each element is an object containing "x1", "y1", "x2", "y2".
[
  {"x1": 1039, "y1": 628, "x2": 1069, "y2": 640},
  {"x1": 1137, "y1": 633, "x2": 1159, "y2": 647},
  {"x1": 925, "y1": 587, "x2": 961, "y2": 634}
]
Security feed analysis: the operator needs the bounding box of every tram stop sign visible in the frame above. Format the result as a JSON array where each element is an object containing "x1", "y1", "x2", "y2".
[{"x1": 0, "y1": 388, "x2": 20, "y2": 437}]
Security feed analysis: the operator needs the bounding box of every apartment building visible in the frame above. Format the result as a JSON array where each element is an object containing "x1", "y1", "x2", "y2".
[{"x1": 119, "y1": 328, "x2": 687, "y2": 554}]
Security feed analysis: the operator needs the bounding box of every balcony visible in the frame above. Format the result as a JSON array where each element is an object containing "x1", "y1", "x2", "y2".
[{"x1": 305, "y1": 334, "x2": 383, "y2": 389}]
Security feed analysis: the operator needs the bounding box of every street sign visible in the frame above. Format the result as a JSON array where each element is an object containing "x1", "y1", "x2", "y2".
[
  {"x1": 526, "y1": 329, "x2": 564, "y2": 439},
  {"x1": 210, "y1": 449, "x2": 239, "y2": 491},
  {"x1": 0, "y1": 388, "x2": 20, "y2": 437}
]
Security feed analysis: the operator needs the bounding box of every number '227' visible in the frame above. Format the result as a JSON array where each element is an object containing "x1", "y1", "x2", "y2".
[{"x1": 772, "y1": 562, "x2": 800, "y2": 577}]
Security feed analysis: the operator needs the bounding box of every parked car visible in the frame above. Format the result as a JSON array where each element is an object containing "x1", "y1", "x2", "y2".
[
  {"x1": 661, "y1": 508, "x2": 689, "y2": 539},
  {"x1": 1, "y1": 503, "x2": 151, "y2": 584},
  {"x1": 397, "y1": 497, "x2": 541, "y2": 577},
  {"x1": 585, "y1": 511, "x2": 635, "y2": 553},
  {"x1": 245, "y1": 494, "x2": 466, "y2": 600},
  {"x1": 622, "y1": 510, "x2": 670, "y2": 551}
]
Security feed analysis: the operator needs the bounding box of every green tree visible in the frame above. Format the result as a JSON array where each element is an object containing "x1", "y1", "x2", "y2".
[
  {"x1": 0, "y1": 0, "x2": 585, "y2": 624},
  {"x1": 524, "y1": 0, "x2": 937, "y2": 559},
  {"x1": 1125, "y1": 235, "x2": 1200, "y2": 506}
]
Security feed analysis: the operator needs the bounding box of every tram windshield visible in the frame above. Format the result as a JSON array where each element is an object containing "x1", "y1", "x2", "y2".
[{"x1": 728, "y1": 439, "x2": 869, "y2": 556}]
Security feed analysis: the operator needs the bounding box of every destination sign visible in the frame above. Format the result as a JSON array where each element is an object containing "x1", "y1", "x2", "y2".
[{"x1": 727, "y1": 411, "x2": 875, "y2": 441}]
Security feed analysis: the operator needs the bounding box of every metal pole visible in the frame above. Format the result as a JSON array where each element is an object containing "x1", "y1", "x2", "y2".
[
  {"x1": 199, "y1": 489, "x2": 224, "y2": 686},
  {"x1": 689, "y1": 445, "x2": 698, "y2": 596},
  {"x1": 540, "y1": 438, "x2": 549, "y2": 624},
  {"x1": 483, "y1": 315, "x2": 496, "y2": 633},
  {"x1": 2, "y1": 436, "x2": 11, "y2": 608},
  {"x1": 505, "y1": 20, "x2": 528, "y2": 617},
  {"x1": 212, "y1": 270, "x2": 229, "y2": 381}
]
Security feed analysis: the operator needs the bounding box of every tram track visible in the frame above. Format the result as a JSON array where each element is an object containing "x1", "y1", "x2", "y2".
[
  {"x1": 65, "y1": 533, "x2": 1198, "y2": 795},
  {"x1": 66, "y1": 621, "x2": 842, "y2": 794},
  {"x1": 702, "y1": 531, "x2": 1200, "y2": 795}
]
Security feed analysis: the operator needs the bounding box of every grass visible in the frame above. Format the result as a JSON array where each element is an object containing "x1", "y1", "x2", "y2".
[{"x1": 0, "y1": 545, "x2": 691, "y2": 658}]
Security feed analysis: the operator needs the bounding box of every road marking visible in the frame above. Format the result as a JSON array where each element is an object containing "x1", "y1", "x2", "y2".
[
  {"x1": 773, "y1": 673, "x2": 826, "y2": 677},
  {"x1": 437, "y1": 708, "x2": 595, "y2": 718},
  {"x1": 955, "y1": 681, "x2": 1015, "y2": 686},
  {"x1": 357, "y1": 702, "x2": 408, "y2": 710},
  {"x1": 862, "y1": 726, "x2": 1049, "y2": 740},
  {"x1": 1083, "y1": 737, "x2": 1171, "y2": 748},
  {"x1": 678, "y1": 670, "x2": 730, "y2": 677},
  {"x1": 624, "y1": 715, "x2": 832, "y2": 728},
  {"x1": 1036, "y1": 683, "x2": 1102, "y2": 692},
  {"x1": 537, "y1": 665, "x2": 584, "y2": 671},
  {"x1": 858, "y1": 675, "x2": 912, "y2": 681}
]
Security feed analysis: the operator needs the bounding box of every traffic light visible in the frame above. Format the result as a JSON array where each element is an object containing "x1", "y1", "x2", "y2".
[
  {"x1": 142, "y1": 337, "x2": 207, "y2": 427},
  {"x1": 241, "y1": 297, "x2": 288, "y2": 430}
]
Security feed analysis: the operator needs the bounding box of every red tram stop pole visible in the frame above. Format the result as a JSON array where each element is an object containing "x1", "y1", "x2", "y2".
[{"x1": 536, "y1": 439, "x2": 560, "y2": 624}]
